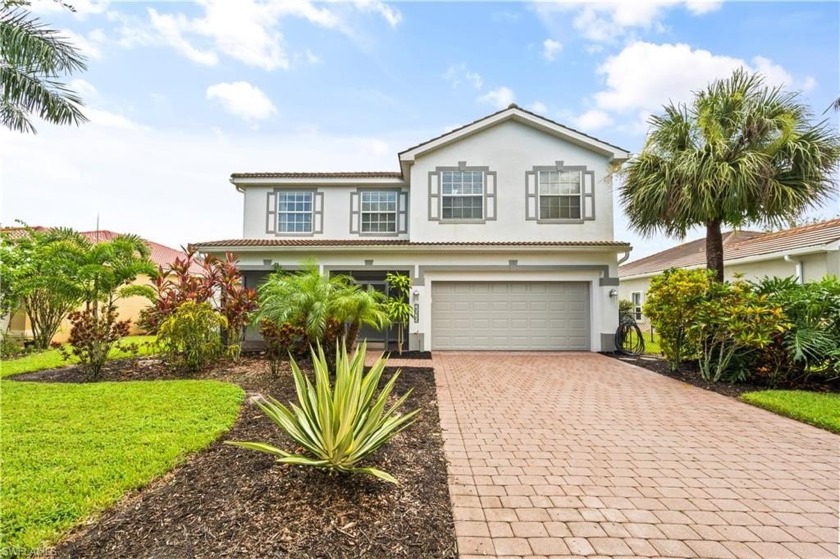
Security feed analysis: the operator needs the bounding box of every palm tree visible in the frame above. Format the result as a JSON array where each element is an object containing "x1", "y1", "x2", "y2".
[
  {"x1": 257, "y1": 266, "x2": 389, "y2": 349},
  {"x1": 339, "y1": 286, "x2": 390, "y2": 350},
  {"x1": 621, "y1": 69, "x2": 840, "y2": 282},
  {"x1": 1, "y1": 1, "x2": 88, "y2": 133}
]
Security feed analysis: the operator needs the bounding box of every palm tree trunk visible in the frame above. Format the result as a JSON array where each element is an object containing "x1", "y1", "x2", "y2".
[
  {"x1": 706, "y1": 218, "x2": 725, "y2": 282},
  {"x1": 346, "y1": 321, "x2": 360, "y2": 351}
]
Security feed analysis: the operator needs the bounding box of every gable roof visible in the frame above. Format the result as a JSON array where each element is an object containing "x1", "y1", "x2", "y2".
[
  {"x1": 398, "y1": 104, "x2": 631, "y2": 164},
  {"x1": 619, "y1": 218, "x2": 840, "y2": 278}
]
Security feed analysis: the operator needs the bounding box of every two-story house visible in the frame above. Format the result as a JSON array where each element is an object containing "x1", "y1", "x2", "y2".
[{"x1": 193, "y1": 105, "x2": 631, "y2": 352}]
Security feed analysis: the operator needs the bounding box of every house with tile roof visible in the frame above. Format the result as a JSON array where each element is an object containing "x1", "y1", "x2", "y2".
[
  {"x1": 619, "y1": 218, "x2": 840, "y2": 325},
  {"x1": 2, "y1": 229, "x2": 200, "y2": 342},
  {"x1": 193, "y1": 105, "x2": 632, "y2": 352}
]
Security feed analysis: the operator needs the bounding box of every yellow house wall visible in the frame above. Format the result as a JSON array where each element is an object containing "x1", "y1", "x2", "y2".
[{"x1": 6, "y1": 275, "x2": 154, "y2": 343}]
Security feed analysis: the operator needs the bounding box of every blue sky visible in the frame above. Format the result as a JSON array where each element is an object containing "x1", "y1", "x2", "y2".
[{"x1": 2, "y1": 0, "x2": 838, "y2": 259}]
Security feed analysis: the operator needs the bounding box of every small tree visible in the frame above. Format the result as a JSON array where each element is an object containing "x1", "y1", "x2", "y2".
[
  {"x1": 65, "y1": 233, "x2": 156, "y2": 376},
  {"x1": 0, "y1": 225, "x2": 87, "y2": 349},
  {"x1": 385, "y1": 272, "x2": 413, "y2": 355},
  {"x1": 643, "y1": 268, "x2": 711, "y2": 371},
  {"x1": 205, "y1": 252, "x2": 258, "y2": 357}
]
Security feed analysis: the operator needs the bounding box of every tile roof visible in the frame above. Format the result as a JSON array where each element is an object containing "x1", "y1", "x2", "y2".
[
  {"x1": 192, "y1": 239, "x2": 631, "y2": 249},
  {"x1": 231, "y1": 171, "x2": 403, "y2": 179},
  {"x1": 398, "y1": 103, "x2": 630, "y2": 158},
  {"x1": 1, "y1": 227, "x2": 202, "y2": 274},
  {"x1": 620, "y1": 218, "x2": 840, "y2": 277}
]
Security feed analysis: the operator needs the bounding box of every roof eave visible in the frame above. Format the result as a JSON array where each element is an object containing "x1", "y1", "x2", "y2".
[{"x1": 194, "y1": 243, "x2": 632, "y2": 254}]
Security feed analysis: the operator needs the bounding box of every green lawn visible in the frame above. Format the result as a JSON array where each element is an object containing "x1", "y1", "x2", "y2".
[
  {"x1": 1, "y1": 379, "x2": 244, "y2": 554},
  {"x1": 741, "y1": 390, "x2": 840, "y2": 434},
  {"x1": 0, "y1": 335, "x2": 157, "y2": 378}
]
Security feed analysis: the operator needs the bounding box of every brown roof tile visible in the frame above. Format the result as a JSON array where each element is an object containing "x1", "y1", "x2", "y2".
[
  {"x1": 231, "y1": 171, "x2": 403, "y2": 179},
  {"x1": 620, "y1": 218, "x2": 840, "y2": 277},
  {"x1": 192, "y1": 239, "x2": 630, "y2": 249}
]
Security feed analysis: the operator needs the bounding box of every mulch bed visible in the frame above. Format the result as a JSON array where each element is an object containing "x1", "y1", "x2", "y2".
[
  {"x1": 20, "y1": 357, "x2": 456, "y2": 559},
  {"x1": 609, "y1": 353, "x2": 840, "y2": 398}
]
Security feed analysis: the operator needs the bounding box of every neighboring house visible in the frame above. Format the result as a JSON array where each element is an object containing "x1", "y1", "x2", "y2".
[
  {"x1": 619, "y1": 219, "x2": 840, "y2": 325},
  {"x1": 193, "y1": 105, "x2": 631, "y2": 352},
  {"x1": 3, "y1": 229, "x2": 201, "y2": 342}
]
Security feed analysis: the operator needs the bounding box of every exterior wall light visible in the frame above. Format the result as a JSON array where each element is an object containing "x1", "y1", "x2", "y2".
[{"x1": 608, "y1": 288, "x2": 618, "y2": 299}]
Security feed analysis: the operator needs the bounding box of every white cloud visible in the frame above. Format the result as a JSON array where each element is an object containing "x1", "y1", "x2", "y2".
[
  {"x1": 68, "y1": 78, "x2": 98, "y2": 99},
  {"x1": 0, "y1": 116, "x2": 407, "y2": 252},
  {"x1": 115, "y1": 0, "x2": 401, "y2": 71},
  {"x1": 574, "y1": 109, "x2": 613, "y2": 131},
  {"x1": 443, "y1": 63, "x2": 483, "y2": 90},
  {"x1": 351, "y1": 0, "x2": 402, "y2": 27},
  {"x1": 30, "y1": 0, "x2": 110, "y2": 18},
  {"x1": 61, "y1": 29, "x2": 103, "y2": 60},
  {"x1": 206, "y1": 82, "x2": 278, "y2": 122},
  {"x1": 542, "y1": 38, "x2": 562, "y2": 62},
  {"x1": 534, "y1": 1, "x2": 723, "y2": 43},
  {"x1": 592, "y1": 42, "x2": 807, "y2": 120},
  {"x1": 529, "y1": 101, "x2": 548, "y2": 114},
  {"x1": 479, "y1": 86, "x2": 516, "y2": 110}
]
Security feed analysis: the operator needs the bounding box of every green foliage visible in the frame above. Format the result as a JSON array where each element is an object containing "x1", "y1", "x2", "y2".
[
  {"x1": 752, "y1": 275, "x2": 840, "y2": 385},
  {"x1": 1, "y1": 378, "x2": 243, "y2": 554},
  {"x1": 385, "y1": 272, "x2": 413, "y2": 354},
  {"x1": 742, "y1": 390, "x2": 840, "y2": 434},
  {"x1": 157, "y1": 302, "x2": 226, "y2": 373},
  {"x1": 0, "y1": 2, "x2": 88, "y2": 133},
  {"x1": 618, "y1": 298, "x2": 633, "y2": 317},
  {"x1": 694, "y1": 279, "x2": 785, "y2": 382},
  {"x1": 620, "y1": 69, "x2": 840, "y2": 280},
  {"x1": 643, "y1": 268, "x2": 711, "y2": 371},
  {"x1": 256, "y1": 265, "x2": 389, "y2": 353},
  {"x1": 227, "y1": 342, "x2": 419, "y2": 484},
  {"x1": 0, "y1": 335, "x2": 156, "y2": 378},
  {"x1": 0, "y1": 225, "x2": 89, "y2": 349}
]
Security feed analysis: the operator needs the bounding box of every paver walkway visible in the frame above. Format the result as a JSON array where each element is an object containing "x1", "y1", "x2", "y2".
[{"x1": 433, "y1": 352, "x2": 839, "y2": 559}]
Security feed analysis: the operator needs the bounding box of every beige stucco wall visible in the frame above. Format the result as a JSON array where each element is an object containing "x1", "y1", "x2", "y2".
[
  {"x1": 408, "y1": 119, "x2": 616, "y2": 243},
  {"x1": 6, "y1": 274, "x2": 154, "y2": 343}
]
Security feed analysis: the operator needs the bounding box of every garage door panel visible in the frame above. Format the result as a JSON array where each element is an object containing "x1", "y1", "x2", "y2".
[{"x1": 432, "y1": 281, "x2": 590, "y2": 351}]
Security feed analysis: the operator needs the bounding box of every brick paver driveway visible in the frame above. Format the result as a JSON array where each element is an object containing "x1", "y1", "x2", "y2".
[{"x1": 433, "y1": 352, "x2": 839, "y2": 559}]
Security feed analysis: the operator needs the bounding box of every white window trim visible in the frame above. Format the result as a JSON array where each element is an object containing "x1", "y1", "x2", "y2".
[{"x1": 361, "y1": 190, "x2": 398, "y2": 234}]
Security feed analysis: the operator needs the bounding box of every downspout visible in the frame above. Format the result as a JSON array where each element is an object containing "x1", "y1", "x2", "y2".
[
  {"x1": 618, "y1": 250, "x2": 631, "y2": 266},
  {"x1": 784, "y1": 254, "x2": 803, "y2": 284}
]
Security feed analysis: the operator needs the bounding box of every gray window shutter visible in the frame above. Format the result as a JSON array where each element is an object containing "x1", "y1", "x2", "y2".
[
  {"x1": 350, "y1": 191, "x2": 360, "y2": 234},
  {"x1": 266, "y1": 190, "x2": 277, "y2": 234},
  {"x1": 398, "y1": 191, "x2": 409, "y2": 233}
]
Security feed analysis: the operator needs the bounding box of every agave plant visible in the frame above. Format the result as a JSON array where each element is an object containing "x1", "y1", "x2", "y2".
[{"x1": 226, "y1": 341, "x2": 419, "y2": 483}]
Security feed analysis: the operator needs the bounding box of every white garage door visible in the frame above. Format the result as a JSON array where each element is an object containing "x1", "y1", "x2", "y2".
[{"x1": 431, "y1": 282, "x2": 590, "y2": 351}]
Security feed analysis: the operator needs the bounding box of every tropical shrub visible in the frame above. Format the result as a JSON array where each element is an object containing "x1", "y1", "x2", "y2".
[
  {"x1": 752, "y1": 276, "x2": 840, "y2": 385},
  {"x1": 260, "y1": 319, "x2": 307, "y2": 375},
  {"x1": 256, "y1": 265, "x2": 389, "y2": 353},
  {"x1": 693, "y1": 279, "x2": 785, "y2": 382},
  {"x1": 226, "y1": 342, "x2": 419, "y2": 483},
  {"x1": 157, "y1": 302, "x2": 226, "y2": 373},
  {"x1": 139, "y1": 250, "x2": 256, "y2": 357},
  {"x1": 57, "y1": 309, "x2": 135, "y2": 377},
  {"x1": 643, "y1": 268, "x2": 711, "y2": 371},
  {"x1": 385, "y1": 272, "x2": 413, "y2": 355}
]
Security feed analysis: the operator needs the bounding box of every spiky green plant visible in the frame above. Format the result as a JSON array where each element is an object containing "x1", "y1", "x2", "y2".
[{"x1": 226, "y1": 342, "x2": 419, "y2": 484}]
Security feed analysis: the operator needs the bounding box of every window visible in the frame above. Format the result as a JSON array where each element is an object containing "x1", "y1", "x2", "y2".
[
  {"x1": 631, "y1": 292, "x2": 643, "y2": 321},
  {"x1": 361, "y1": 190, "x2": 398, "y2": 233},
  {"x1": 441, "y1": 170, "x2": 483, "y2": 220},
  {"x1": 538, "y1": 170, "x2": 581, "y2": 220},
  {"x1": 277, "y1": 191, "x2": 313, "y2": 233}
]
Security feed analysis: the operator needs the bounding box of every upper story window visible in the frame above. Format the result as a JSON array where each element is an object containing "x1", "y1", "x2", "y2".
[
  {"x1": 441, "y1": 171, "x2": 484, "y2": 220},
  {"x1": 361, "y1": 190, "x2": 397, "y2": 233},
  {"x1": 538, "y1": 170, "x2": 581, "y2": 220},
  {"x1": 278, "y1": 191, "x2": 314, "y2": 233},
  {"x1": 526, "y1": 161, "x2": 595, "y2": 222},
  {"x1": 428, "y1": 163, "x2": 496, "y2": 222},
  {"x1": 266, "y1": 188, "x2": 323, "y2": 236},
  {"x1": 350, "y1": 189, "x2": 408, "y2": 236}
]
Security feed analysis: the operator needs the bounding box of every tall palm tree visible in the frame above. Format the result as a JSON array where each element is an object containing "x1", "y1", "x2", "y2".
[
  {"x1": 1, "y1": 1, "x2": 88, "y2": 133},
  {"x1": 620, "y1": 69, "x2": 840, "y2": 282}
]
